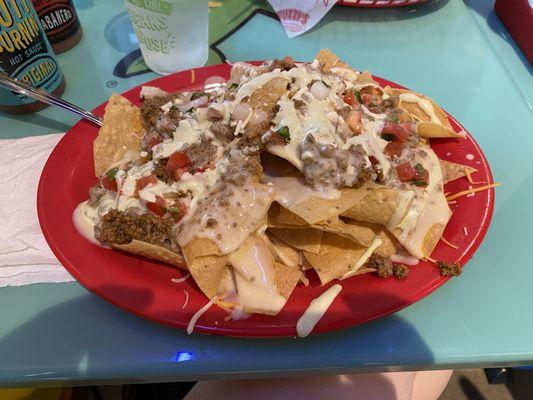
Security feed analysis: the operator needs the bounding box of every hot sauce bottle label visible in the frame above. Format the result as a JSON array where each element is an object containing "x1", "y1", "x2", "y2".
[
  {"x1": 32, "y1": 0, "x2": 79, "y2": 44},
  {"x1": 0, "y1": 0, "x2": 64, "y2": 106}
]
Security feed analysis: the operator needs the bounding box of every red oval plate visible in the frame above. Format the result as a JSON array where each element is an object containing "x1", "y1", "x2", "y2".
[{"x1": 37, "y1": 63, "x2": 494, "y2": 337}]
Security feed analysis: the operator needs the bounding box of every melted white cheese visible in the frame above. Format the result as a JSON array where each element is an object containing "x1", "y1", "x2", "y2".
[
  {"x1": 296, "y1": 284, "x2": 342, "y2": 338},
  {"x1": 72, "y1": 201, "x2": 100, "y2": 245},
  {"x1": 399, "y1": 93, "x2": 441, "y2": 124},
  {"x1": 222, "y1": 235, "x2": 287, "y2": 315},
  {"x1": 178, "y1": 183, "x2": 275, "y2": 254},
  {"x1": 393, "y1": 148, "x2": 451, "y2": 258},
  {"x1": 329, "y1": 67, "x2": 359, "y2": 81},
  {"x1": 262, "y1": 155, "x2": 340, "y2": 208}
]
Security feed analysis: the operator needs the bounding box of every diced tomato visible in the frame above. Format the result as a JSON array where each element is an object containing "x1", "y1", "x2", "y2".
[
  {"x1": 343, "y1": 91, "x2": 355, "y2": 106},
  {"x1": 396, "y1": 162, "x2": 417, "y2": 182},
  {"x1": 101, "y1": 176, "x2": 117, "y2": 191},
  {"x1": 173, "y1": 167, "x2": 189, "y2": 181},
  {"x1": 368, "y1": 156, "x2": 379, "y2": 165},
  {"x1": 346, "y1": 110, "x2": 362, "y2": 134},
  {"x1": 361, "y1": 93, "x2": 373, "y2": 105},
  {"x1": 166, "y1": 151, "x2": 191, "y2": 174},
  {"x1": 384, "y1": 141, "x2": 405, "y2": 158},
  {"x1": 146, "y1": 195, "x2": 167, "y2": 217},
  {"x1": 169, "y1": 201, "x2": 187, "y2": 222},
  {"x1": 136, "y1": 174, "x2": 158, "y2": 191},
  {"x1": 381, "y1": 121, "x2": 413, "y2": 142},
  {"x1": 147, "y1": 136, "x2": 163, "y2": 148},
  {"x1": 101, "y1": 168, "x2": 118, "y2": 191}
]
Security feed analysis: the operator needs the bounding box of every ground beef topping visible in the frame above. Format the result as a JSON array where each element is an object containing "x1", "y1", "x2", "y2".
[
  {"x1": 222, "y1": 154, "x2": 262, "y2": 185},
  {"x1": 183, "y1": 139, "x2": 217, "y2": 170},
  {"x1": 393, "y1": 264, "x2": 410, "y2": 280},
  {"x1": 437, "y1": 261, "x2": 462, "y2": 277},
  {"x1": 368, "y1": 254, "x2": 394, "y2": 278},
  {"x1": 210, "y1": 121, "x2": 234, "y2": 143},
  {"x1": 95, "y1": 209, "x2": 174, "y2": 249},
  {"x1": 265, "y1": 56, "x2": 296, "y2": 72},
  {"x1": 367, "y1": 254, "x2": 409, "y2": 280},
  {"x1": 140, "y1": 94, "x2": 180, "y2": 127},
  {"x1": 152, "y1": 161, "x2": 175, "y2": 185},
  {"x1": 298, "y1": 135, "x2": 374, "y2": 190}
]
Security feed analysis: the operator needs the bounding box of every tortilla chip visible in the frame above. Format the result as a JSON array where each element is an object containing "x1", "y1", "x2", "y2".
[
  {"x1": 341, "y1": 187, "x2": 414, "y2": 227},
  {"x1": 441, "y1": 160, "x2": 478, "y2": 184},
  {"x1": 274, "y1": 261, "x2": 302, "y2": 299},
  {"x1": 113, "y1": 240, "x2": 186, "y2": 269},
  {"x1": 423, "y1": 223, "x2": 446, "y2": 258},
  {"x1": 318, "y1": 217, "x2": 375, "y2": 247},
  {"x1": 389, "y1": 88, "x2": 451, "y2": 129},
  {"x1": 265, "y1": 232, "x2": 301, "y2": 267},
  {"x1": 268, "y1": 202, "x2": 308, "y2": 227},
  {"x1": 316, "y1": 49, "x2": 349, "y2": 72},
  {"x1": 268, "y1": 202, "x2": 375, "y2": 247},
  {"x1": 343, "y1": 219, "x2": 397, "y2": 258},
  {"x1": 288, "y1": 186, "x2": 373, "y2": 225},
  {"x1": 93, "y1": 93, "x2": 145, "y2": 177},
  {"x1": 245, "y1": 77, "x2": 288, "y2": 136},
  {"x1": 268, "y1": 228, "x2": 323, "y2": 254},
  {"x1": 417, "y1": 122, "x2": 462, "y2": 139},
  {"x1": 183, "y1": 238, "x2": 226, "y2": 299},
  {"x1": 304, "y1": 233, "x2": 367, "y2": 285},
  {"x1": 355, "y1": 71, "x2": 376, "y2": 85}
]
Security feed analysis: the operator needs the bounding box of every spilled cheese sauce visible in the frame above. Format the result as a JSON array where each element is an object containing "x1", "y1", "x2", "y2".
[
  {"x1": 296, "y1": 284, "x2": 342, "y2": 337},
  {"x1": 72, "y1": 201, "x2": 100, "y2": 244}
]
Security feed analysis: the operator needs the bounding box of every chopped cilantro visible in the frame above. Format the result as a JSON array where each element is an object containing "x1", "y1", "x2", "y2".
[
  {"x1": 381, "y1": 133, "x2": 395, "y2": 141},
  {"x1": 390, "y1": 113, "x2": 400, "y2": 124},
  {"x1": 355, "y1": 91, "x2": 362, "y2": 103},
  {"x1": 228, "y1": 82, "x2": 239, "y2": 90},
  {"x1": 191, "y1": 91, "x2": 204, "y2": 100},
  {"x1": 277, "y1": 126, "x2": 291, "y2": 141},
  {"x1": 411, "y1": 179, "x2": 428, "y2": 187},
  {"x1": 414, "y1": 163, "x2": 425, "y2": 175},
  {"x1": 106, "y1": 168, "x2": 118, "y2": 181}
]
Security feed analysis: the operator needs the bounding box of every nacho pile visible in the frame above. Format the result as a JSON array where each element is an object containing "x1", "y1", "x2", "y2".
[{"x1": 75, "y1": 50, "x2": 480, "y2": 319}]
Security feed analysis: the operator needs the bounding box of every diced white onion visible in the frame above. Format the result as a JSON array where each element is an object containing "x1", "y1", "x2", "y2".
[
  {"x1": 310, "y1": 80, "x2": 330, "y2": 100},
  {"x1": 231, "y1": 103, "x2": 251, "y2": 121}
]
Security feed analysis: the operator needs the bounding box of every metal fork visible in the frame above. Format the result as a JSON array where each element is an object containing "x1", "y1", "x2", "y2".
[{"x1": 0, "y1": 73, "x2": 103, "y2": 127}]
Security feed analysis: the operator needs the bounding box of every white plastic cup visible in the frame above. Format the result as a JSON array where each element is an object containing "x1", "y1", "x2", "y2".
[{"x1": 125, "y1": 0, "x2": 209, "y2": 75}]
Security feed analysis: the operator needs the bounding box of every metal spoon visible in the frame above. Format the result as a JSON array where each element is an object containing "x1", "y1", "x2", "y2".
[{"x1": 0, "y1": 73, "x2": 103, "y2": 127}]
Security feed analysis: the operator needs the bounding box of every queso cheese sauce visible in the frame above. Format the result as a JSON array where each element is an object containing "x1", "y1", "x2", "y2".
[{"x1": 76, "y1": 54, "x2": 454, "y2": 324}]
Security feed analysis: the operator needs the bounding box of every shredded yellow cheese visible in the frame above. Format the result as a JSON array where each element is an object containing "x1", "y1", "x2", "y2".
[
  {"x1": 446, "y1": 183, "x2": 501, "y2": 201},
  {"x1": 441, "y1": 237, "x2": 459, "y2": 249},
  {"x1": 190, "y1": 69, "x2": 196, "y2": 84},
  {"x1": 423, "y1": 256, "x2": 437, "y2": 264}
]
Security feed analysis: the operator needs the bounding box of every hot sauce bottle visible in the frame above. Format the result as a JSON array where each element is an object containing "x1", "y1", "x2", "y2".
[
  {"x1": 31, "y1": 0, "x2": 81, "y2": 53},
  {"x1": 0, "y1": 0, "x2": 66, "y2": 114}
]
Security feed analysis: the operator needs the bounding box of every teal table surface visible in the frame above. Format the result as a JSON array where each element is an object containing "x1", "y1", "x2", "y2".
[{"x1": 1, "y1": 0, "x2": 533, "y2": 387}]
